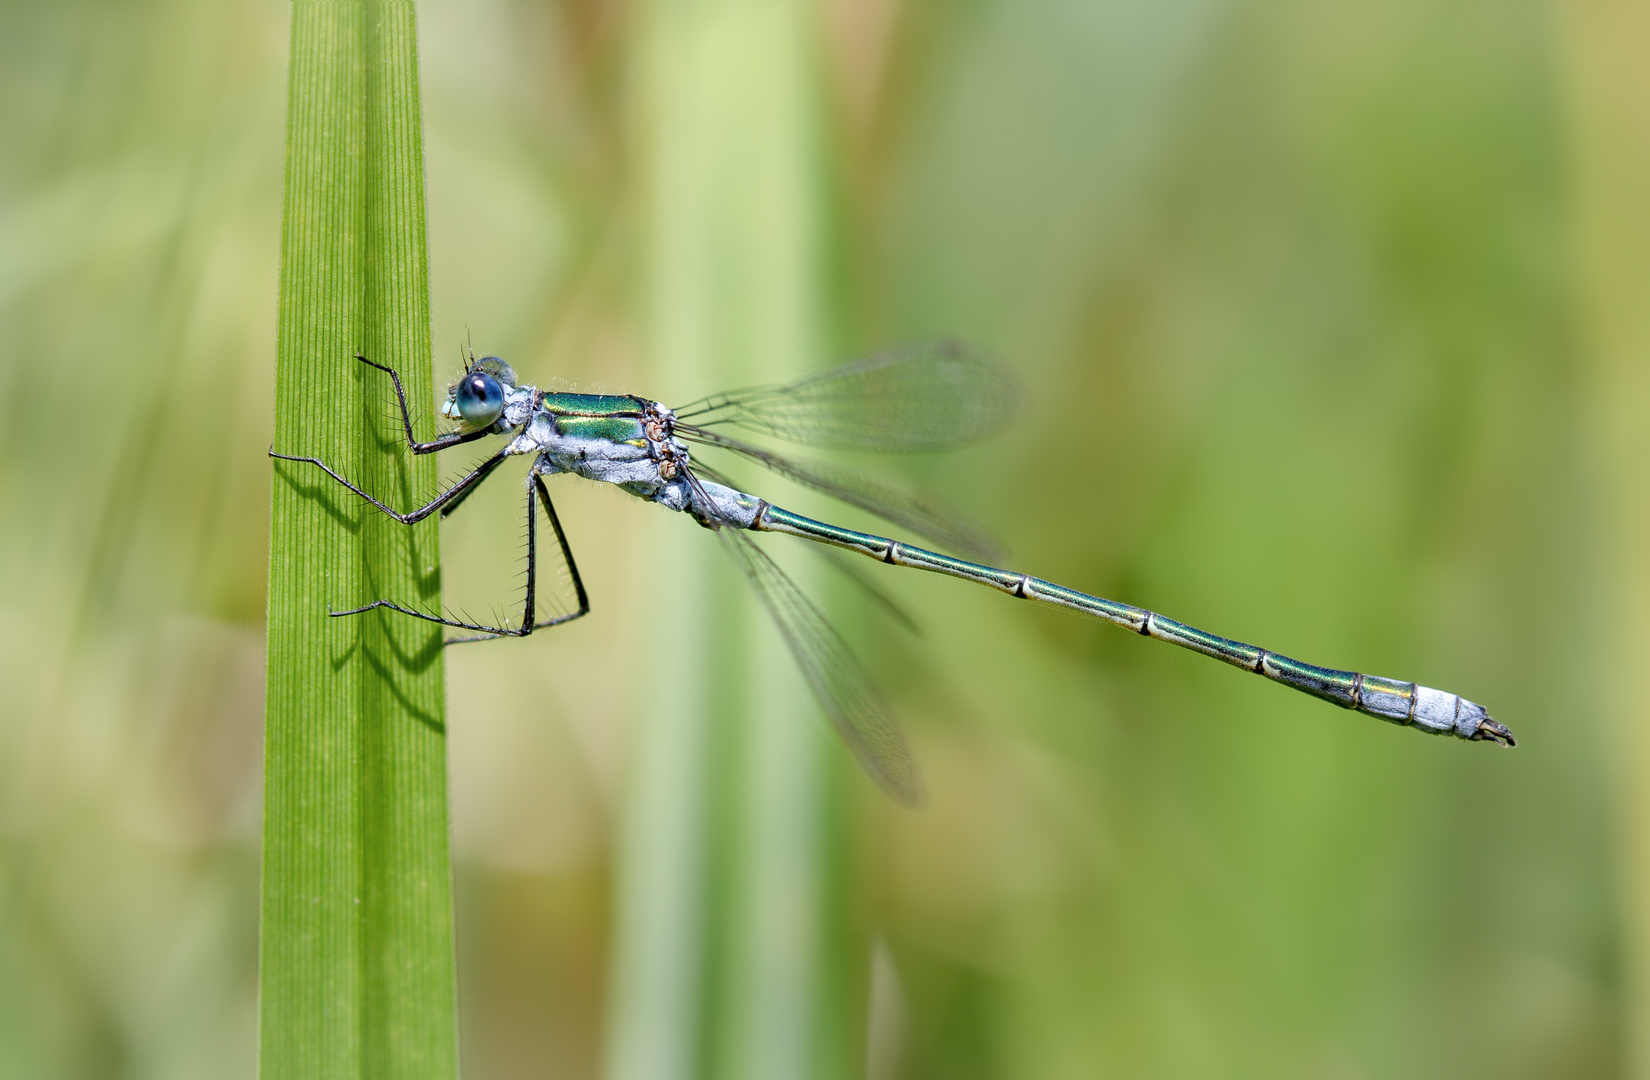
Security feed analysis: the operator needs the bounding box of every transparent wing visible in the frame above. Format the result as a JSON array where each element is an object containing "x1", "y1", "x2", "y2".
[
  {"x1": 678, "y1": 424, "x2": 1003, "y2": 562},
  {"x1": 716, "y1": 527, "x2": 922, "y2": 806},
  {"x1": 811, "y1": 546, "x2": 923, "y2": 636},
  {"x1": 673, "y1": 341, "x2": 1018, "y2": 452}
]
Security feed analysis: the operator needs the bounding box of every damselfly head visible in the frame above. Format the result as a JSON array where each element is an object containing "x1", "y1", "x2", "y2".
[{"x1": 444, "y1": 357, "x2": 515, "y2": 428}]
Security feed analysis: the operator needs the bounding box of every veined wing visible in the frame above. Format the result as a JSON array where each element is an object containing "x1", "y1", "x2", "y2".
[
  {"x1": 716, "y1": 527, "x2": 922, "y2": 807},
  {"x1": 678, "y1": 424, "x2": 1003, "y2": 562},
  {"x1": 672, "y1": 341, "x2": 1018, "y2": 452}
]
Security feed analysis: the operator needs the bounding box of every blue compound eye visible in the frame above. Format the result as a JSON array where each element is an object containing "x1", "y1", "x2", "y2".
[{"x1": 455, "y1": 370, "x2": 505, "y2": 427}]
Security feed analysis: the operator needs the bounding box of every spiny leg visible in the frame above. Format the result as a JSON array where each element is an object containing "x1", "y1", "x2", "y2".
[
  {"x1": 532, "y1": 475, "x2": 591, "y2": 622},
  {"x1": 355, "y1": 352, "x2": 493, "y2": 455},
  {"x1": 445, "y1": 476, "x2": 593, "y2": 643},
  {"x1": 438, "y1": 451, "x2": 510, "y2": 520},
  {"x1": 335, "y1": 482, "x2": 542, "y2": 639},
  {"x1": 336, "y1": 475, "x2": 594, "y2": 644},
  {"x1": 269, "y1": 447, "x2": 509, "y2": 524}
]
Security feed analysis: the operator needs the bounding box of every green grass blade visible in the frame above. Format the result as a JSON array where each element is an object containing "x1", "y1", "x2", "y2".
[
  {"x1": 262, "y1": 3, "x2": 456, "y2": 1077},
  {"x1": 609, "y1": 1, "x2": 858, "y2": 1077}
]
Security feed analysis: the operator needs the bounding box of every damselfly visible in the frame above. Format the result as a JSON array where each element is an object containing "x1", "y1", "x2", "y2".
[{"x1": 271, "y1": 345, "x2": 1514, "y2": 805}]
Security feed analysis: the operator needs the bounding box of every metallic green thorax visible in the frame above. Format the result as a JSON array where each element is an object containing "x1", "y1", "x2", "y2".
[{"x1": 539, "y1": 393, "x2": 649, "y2": 444}]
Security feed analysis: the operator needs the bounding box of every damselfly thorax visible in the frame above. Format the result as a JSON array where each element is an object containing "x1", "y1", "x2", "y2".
[{"x1": 488, "y1": 387, "x2": 761, "y2": 528}]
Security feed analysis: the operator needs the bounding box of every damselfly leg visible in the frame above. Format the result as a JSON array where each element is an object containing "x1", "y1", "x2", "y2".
[
  {"x1": 331, "y1": 475, "x2": 590, "y2": 643},
  {"x1": 435, "y1": 453, "x2": 510, "y2": 521},
  {"x1": 357, "y1": 353, "x2": 495, "y2": 455},
  {"x1": 269, "y1": 446, "x2": 510, "y2": 524},
  {"x1": 268, "y1": 353, "x2": 514, "y2": 522}
]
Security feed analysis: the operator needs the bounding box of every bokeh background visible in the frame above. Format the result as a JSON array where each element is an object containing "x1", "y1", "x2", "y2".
[{"x1": 1, "y1": 0, "x2": 1643, "y2": 1076}]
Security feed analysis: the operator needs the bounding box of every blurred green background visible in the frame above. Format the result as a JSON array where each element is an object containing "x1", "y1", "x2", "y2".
[{"x1": 1, "y1": 0, "x2": 1640, "y2": 1076}]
